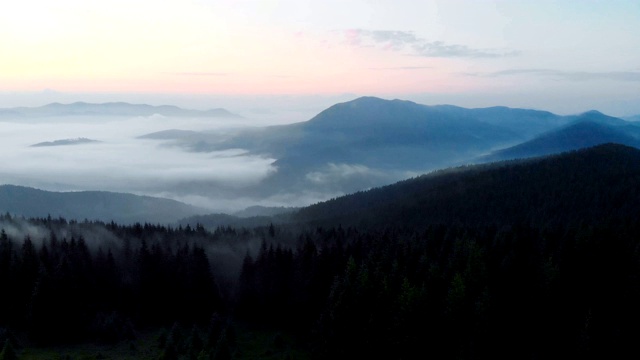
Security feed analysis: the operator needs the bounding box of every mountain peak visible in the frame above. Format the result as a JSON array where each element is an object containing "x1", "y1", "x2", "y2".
[
  {"x1": 350, "y1": 95, "x2": 386, "y2": 102},
  {"x1": 339, "y1": 96, "x2": 421, "y2": 107},
  {"x1": 580, "y1": 110, "x2": 605, "y2": 117},
  {"x1": 307, "y1": 96, "x2": 428, "y2": 127},
  {"x1": 571, "y1": 109, "x2": 627, "y2": 126}
]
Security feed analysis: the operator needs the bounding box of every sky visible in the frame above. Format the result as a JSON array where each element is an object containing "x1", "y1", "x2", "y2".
[
  {"x1": 0, "y1": 0, "x2": 639, "y2": 213},
  {"x1": 0, "y1": 0, "x2": 639, "y2": 116}
]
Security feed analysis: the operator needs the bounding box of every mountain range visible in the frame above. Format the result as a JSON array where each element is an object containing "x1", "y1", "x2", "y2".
[
  {"x1": 141, "y1": 96, "x2": 640, "y2": 199},
  {"x1": 0, "y1": 101, "x2": 241, "y2": 118},
  {"x1": 2, "y1": 96, "x2": 640, "y2": 224}
]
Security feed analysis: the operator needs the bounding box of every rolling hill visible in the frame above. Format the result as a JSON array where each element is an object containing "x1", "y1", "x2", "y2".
[
  {"x1": 0, "y1": 185, "x2": 206, "y2": 224},
  {"x1": 480, "y1": 119, "x2": 640, "y2": 162},
  {"x1": 293, "y1": 143, "x2": 640, "y2": 229},
  {"x1": 430, "y1": 104, "x2": 566, "y2": 136}
]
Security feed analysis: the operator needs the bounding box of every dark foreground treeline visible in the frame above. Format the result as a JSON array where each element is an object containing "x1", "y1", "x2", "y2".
[
  {"x1": 1, "y1": 216, "x2": 640, "y2": 359},
  {"x1": 2, "y1": 144, "x2": 640, "y2": 359},
  {"x1": 238, "y1": 222, "x2": 640, "y2": 359},
  {"x1": 0, "y1": 219, "x2": 224, "y2": 342}
]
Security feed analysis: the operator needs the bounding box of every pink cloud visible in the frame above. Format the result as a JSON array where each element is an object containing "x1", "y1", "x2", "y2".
[{"x1": 344, "y1": 29, "x2": 363, "y2": 46}]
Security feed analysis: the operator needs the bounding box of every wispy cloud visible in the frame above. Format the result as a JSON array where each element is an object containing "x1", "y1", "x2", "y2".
[
  {"x1": 306, "y1": 163, "x2": 378, "y2": 184},
  {"x1": 172, "y1": 72, "x2": 229, "y2": 77},
  {"x1": 343, "y1": 29, "x2": 520, "y2": 58},
  {"x1": 368, "y1": 66, "x2": 432, "y2": 70},
  {"x1": 468, "y1": 68, "x2": 640, "y2": 82}
]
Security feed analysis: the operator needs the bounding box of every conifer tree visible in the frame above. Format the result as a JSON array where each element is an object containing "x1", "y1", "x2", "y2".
[{"x1": 0, "y1": 339, "x2": 17, "y2": 360}]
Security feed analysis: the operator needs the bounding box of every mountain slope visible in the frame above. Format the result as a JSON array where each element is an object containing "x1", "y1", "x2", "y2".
[
  {"x1": 480, "y1": 119, "x2": 640, "y2": 162},
  {"x1": 138, "y1": 96, "x2": 634, "y2": 201},
  {"x1": 431, "y1": 104, "x2": 567, "y2": 136},
  {"x1": 173, "y1": 96, "x2": 524, "y2": 163},
  {"x1": 301, "y1": 96, "x2": 520, "y2": 158},
  {"x1": 0, "y1": 185, "x2": 206, "y2": 224},
  {"x1": 294, "y1": 143, "x2": 640, "y2": 229},
  {"x1": 202, "y1": 97, "x2": 526, "y2": 196},
  {"x1": 132, "y1": 97, "x2": 634, "y2": 205},
  {"x1": 563, "y1": 110, "x2": 631, "y2": 126}
]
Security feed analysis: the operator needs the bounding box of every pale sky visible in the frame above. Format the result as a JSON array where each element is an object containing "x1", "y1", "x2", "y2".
[{"x1": 1, "y1": 0, "x2": 639, "y2": 116}]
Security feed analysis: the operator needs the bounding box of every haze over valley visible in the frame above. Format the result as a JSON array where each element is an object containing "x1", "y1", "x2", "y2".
[{"x1": 1, "y1": 97, "x2": 639, "y2": 224}]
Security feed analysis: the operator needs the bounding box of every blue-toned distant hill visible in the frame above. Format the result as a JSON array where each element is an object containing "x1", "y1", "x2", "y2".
[
  {"x1": 294, "y1": 97, "x2": 522, "y2": 167},
  {"x1": 147, "y1": 96, "x2": 543, "y2": 164},
  {"x1": 0, "y1": 185, "x2": 206, "y2": 224},
  {"x1": 480, "y1": 111, "x2": 640, "y2": 162},
  {"x1": 141, "y1": 97, "x2": 640, "y2": 198},
  {"x1": 0, "y1": 102, "x2": 241, "y2": 118},
  {"x1": 256, "y1": 97, "x2": 528, "y2": 194},
  {"x1": 430, "y1": 104, "x2": 566, "y2": 136},
  {"x1": 152, "y1": 96, "x2": 544, "y2": 196},
  {"x1": 178, "y1": 205, "x2": 299, "y2": 230}
]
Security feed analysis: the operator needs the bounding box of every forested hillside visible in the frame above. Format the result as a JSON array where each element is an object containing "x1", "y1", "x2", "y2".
[
  {"x1": 1, "y1": 144, "x2": 640, "y2": 359},
  {"x1": 295, "y1": 143, "x2": 640, "y2": 229}
]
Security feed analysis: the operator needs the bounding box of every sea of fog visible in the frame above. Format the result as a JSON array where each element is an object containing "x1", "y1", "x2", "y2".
[{"x1": 0, "y1": 114, "x2": 309, "y2": 212}]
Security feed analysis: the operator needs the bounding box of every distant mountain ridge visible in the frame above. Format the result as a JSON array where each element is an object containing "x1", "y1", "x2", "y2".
[
  {"x1": 0, "y1": 102, "x2": 241, "y2": 118},
  {"x1": 430, "y1": 104, "x2": 565, "y2": 136},
  {"x1": 0, "y1": 185, "x2": 206, "y2": 224},
  {"x1": 4, "y1": 96, "x2": 638, "y2": 218},
  {"x1": 178, "y1": 205, "x2": 299, "y2": 230},
  {"x1": 268, "y1": 96, "x2": 523, "y2": 171},
  {"x1": 480, "y1": 117, "x2": 640, "y2": 162},
  {"x1": 136, "y1": 96, "x2": 636, "y2": 200}
]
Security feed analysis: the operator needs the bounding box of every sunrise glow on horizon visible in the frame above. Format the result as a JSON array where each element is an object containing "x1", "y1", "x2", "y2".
[{"x1": 1, "y1": 0, "x2": 639, "y2": 114}]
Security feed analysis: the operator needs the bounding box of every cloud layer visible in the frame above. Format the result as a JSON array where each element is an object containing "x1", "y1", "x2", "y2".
[
  {"x1": 0, "y1": 114, "x2": 276, "y2": 211},
  {"x1": 470, "y1": 69, "x2": 640, "y2": 82},
  {"x1": 343, "y1": 29, "x2": 520, "y2": 58}
]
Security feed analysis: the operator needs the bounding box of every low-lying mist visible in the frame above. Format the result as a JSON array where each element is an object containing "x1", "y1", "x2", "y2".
[
  {"x1": 0, "y1": 214, "x2": 267, "y2": 289},
  {"x1": 0, "y1": 114, "x2": 290, "y2": 213}
]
